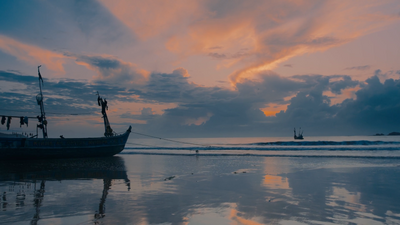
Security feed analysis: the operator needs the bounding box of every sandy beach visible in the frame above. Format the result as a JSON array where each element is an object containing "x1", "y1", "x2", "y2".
[{"x1": 1, "y1": 154, "x2": 400, "y2": 225}]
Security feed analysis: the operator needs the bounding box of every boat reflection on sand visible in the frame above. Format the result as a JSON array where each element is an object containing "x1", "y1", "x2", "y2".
[{"x1": 0, "y1": 157, "x2": 130, "y2": 224}]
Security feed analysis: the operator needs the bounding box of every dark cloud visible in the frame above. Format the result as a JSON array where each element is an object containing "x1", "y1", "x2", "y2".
[
  {"x1": 120, "y1": 108, "x2": 160, "y2": 122},
  {"x1": 335, "y1": 75, "x2": 400, "y2": 134},
  {"x1": 236, "y1": 72, "x2": 305, "y2": 104},
  {"x1": 308, "y1": 36, "x2": 340, "y2": 47},
  {"x1": 2, "y1": 65, "x2": 400, "y2": 137},
  {"x1": 208, "y1": 50, "x2": 250, "y2": 59},
  {"x1": 272, "y1": 74, "x2": 400, "y2": 136},
  {"x1": 344, "y1": 65, "x2": 371, "y2": 71},
  {"x1": 275, "y1": 89, "x2": 339, "y2": 132},
  {"x1": 136, "y1": 70, "x2": 198, "y2": 103},
  {"x1": 75, "y1": 55, "x2": 122, "y2": 69},
  {"x1": 283, "y1": 64, "x2": 292, "y2": 68},
  {"x1": 67, "y1": 53, "x2": 148, "y2": 85},
  {"x1": 5, "y1": 69, "x2": 22, "y2": 74},
  {"x1": 0, "y1": 70, "x2": 133, "y2": 117},
  {"x1": 208, "y1": 52, "x2": 227, "y2": 59},
  {"x1": 139, "y1": 71, "x2": 400, "y2": 137},
  {"x1": 329, "y1": 75, "x2": 360, "y2": 94},
  {"x1": 129, "y1": 72, "x2": 321, "y2": 136},
  {"x1": 292, "y1": 74, "x2": 360, "y2": 95}
]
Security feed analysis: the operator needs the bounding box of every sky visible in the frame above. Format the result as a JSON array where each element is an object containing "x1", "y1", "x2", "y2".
[{"x1": 0, "y1": 0, "x2": 400, "y2": 138}]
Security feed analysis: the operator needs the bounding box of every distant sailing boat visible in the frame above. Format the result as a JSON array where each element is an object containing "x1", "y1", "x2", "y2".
[{"x1": 294, "y1": 127, "x2": 304, "y2": 140}]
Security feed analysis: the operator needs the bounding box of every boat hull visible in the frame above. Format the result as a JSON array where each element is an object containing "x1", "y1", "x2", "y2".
[{"x1": 0, "y1": 127, "x2": 131, "y2": 160}]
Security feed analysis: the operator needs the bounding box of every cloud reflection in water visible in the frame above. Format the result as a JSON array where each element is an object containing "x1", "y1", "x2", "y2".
[{"x1": 0, "y1": 155, "x2": 400, "y2": 224}]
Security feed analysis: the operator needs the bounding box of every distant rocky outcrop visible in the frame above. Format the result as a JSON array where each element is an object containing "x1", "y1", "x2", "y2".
[
  {"x1": 388, "y1": 132, "x2": 400, "y2": 136},
  {"x1": 374, "y1": 133, "x2": 384, "y2": 136}
]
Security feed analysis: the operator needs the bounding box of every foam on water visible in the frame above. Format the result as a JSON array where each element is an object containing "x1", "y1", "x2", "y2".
[
  {"x1": 123, "y1": 136, "x2": 400, "y2": 158},
  {"x1": 252, "y1": 140, "x2": 400, "y2": 146}
]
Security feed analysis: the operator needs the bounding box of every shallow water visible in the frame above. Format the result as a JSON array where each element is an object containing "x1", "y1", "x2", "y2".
[{"x1": 1, "y1": 152, "x2": 400, "y2": 224}]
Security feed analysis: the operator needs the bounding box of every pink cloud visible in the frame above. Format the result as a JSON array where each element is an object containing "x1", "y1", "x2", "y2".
[
  {"x1": 0, "y1": 35, "x2": 70, "y2": 73},
  {"x1": 0, "y1": 35, "x2": 149, "y2": 85},
  {"x1": 100, "y1": 0, "x2": 400, "y2": 85},
  {"x1": 98, "y1": 0, "x2": 205, "y2": 39}
]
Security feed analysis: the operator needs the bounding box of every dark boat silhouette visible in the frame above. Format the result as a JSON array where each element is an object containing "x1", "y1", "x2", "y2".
[
  {"x1": 0, "y1": 66, "x2": 131, "y2": 160},
  {"x1": 294, "y1": 127, "x2": 304, "y2": 140}
]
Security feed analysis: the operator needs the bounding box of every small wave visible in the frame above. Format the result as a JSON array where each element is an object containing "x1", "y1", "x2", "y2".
[
  {"x1": 251, "y1": 140, "x2": 400, "y2": 146},
  {"x1": 119, "y1": 151, "x2": 400, "y2": 159},
  {"x1": 124, "y1": 146, "x2": 400, "y2": 151}
]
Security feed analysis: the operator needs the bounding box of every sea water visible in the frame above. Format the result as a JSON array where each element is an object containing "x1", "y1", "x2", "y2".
[
  {"x1": 124, "y1": 135, "x2": 400, "y2": 158},
  {"x1": 1, "y1": 136, "x2": 400, "y2": 224}
]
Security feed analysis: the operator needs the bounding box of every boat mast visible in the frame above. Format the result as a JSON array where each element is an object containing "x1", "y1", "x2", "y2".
[
  {"x1": 36, "y1": 66, "x2": 48, "y2": 138},
  {"x1": 97, "y1": 91, "x2": 113, "y2": 137}
]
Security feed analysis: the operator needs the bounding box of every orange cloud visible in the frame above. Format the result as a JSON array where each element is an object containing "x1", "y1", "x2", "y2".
[
  {"x1": 261, "y1": 103, "x2": 288, "y2": 117},
  {"x1": 166, "y1": 16, "x2": 256, "y2": 59},
  {"x1": 0, "y1": 35, "x2": 70, "y2": 73},
  {"x1": 98, "y1": 0, "x2": 204, "y2": 40},
  {"x1": 184, "y1": 113, "x2": 213, "y2": 126},
  {"x1": 324, "y1": 86, "x2": 362, "y2": 106},
  {"x1": 228, "y1": 1, "x2": 400, "y2": 84},
  {"x1": 101, "y1": 1, "x2": 400, "y2": 85}
]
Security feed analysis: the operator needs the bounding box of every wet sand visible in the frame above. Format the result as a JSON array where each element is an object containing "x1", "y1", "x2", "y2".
[{"x1": 1, "y1": 155, "x2": 400, "y2": 224}]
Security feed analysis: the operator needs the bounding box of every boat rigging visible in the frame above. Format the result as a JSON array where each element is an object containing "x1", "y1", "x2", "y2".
[
  {"x1": 0, "y1": 66, "x2": 131, "y2": 160},
  {"x1": 36, "y1": 65, "x2": 48, "y2": 138},
  {"x1": 97, "y1": 91, "x2": 113, "y2": 137}
]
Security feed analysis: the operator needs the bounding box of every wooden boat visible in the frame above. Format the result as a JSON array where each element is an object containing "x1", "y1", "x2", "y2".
[
  {"x1": 294, "y1": 127, "x2": 304, "y2": 140},
  {"x1": 0, "y1": 66, "x2": 131, "y2": 160}
]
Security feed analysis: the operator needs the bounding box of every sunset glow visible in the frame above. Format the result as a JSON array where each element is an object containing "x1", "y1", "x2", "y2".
[{"x1": 0, "y1": 0, "x2": 400, "y2": 137}]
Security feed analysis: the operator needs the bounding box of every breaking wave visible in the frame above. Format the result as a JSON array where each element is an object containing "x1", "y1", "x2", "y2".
[
  {"x1": 124, "y1": 146, "x2": 400, "y2": 151},
  {"x1": 125, "y1": 140, "x2": 400, "y2": 150},
  {"x1": 119, "y1": 151, "x2": 400, "y2": 159},
  {"x1": 122, "y1": 139, "x2": 400, "y2": 158},
  {"x1": 251, "y1": 140, "x2": 400, "y2": 146}
]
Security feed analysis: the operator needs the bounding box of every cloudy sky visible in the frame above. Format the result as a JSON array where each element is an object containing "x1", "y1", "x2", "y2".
[{"x1": 0, "y1": 0, "x2": 400, "y2": 138}]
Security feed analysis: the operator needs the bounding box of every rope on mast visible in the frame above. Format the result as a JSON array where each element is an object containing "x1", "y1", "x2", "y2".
[
  {"x1": 37, "y1": 65, "x2": 48, "y2": 138},
  {"x1": 97, "y1": 91, "x2": 113, "y2": 137}
]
